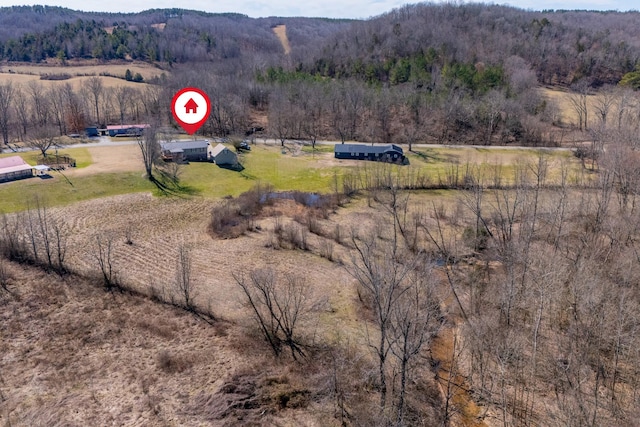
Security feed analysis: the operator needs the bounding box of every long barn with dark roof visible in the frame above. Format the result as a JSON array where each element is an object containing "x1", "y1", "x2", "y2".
[{"x1": 334, "y1": 144, "x2": 405, "y2": 163}]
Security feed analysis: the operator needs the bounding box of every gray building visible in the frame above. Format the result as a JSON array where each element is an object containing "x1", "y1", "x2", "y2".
[
  {"x1": 210, "y1": 143, "x2": 238, "y2": 166},
  {"x1": 161, "y1": 140, "x2": 210, "y2": 163}
]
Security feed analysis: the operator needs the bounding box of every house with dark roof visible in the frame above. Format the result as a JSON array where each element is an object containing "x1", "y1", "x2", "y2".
[
  {"x1": 160, "y1": 140, "x2": 210, "y2": 163},
  {"x1": 334, "y1": 144, "x2": 405, "y2": 163}
]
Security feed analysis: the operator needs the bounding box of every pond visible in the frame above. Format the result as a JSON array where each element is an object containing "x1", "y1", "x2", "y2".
[{"x1": 259, "y1": 191, "x2": 323, "y2": 207}]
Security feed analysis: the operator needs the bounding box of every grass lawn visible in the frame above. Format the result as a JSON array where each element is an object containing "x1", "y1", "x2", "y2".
[
  {"x1": 0, "y1": 172, "x2": 155, "y2": 213},
  {"x1": 1, "y1": 143, "x2": 590, "y2": 213},
  {"x1": 1, "y1": 147, "x2": 93, "y2": 168},
  {"x1": 178, "y1": 146, "x2": 341, "y2": 197},
  {"x1": 406, "y1": 146, "x2": 584, "y2": 186}
]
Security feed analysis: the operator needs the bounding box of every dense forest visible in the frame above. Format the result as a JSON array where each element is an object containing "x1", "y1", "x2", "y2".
[{"x1": 300, "y1": 4, "x2": 640, "y2": 87}]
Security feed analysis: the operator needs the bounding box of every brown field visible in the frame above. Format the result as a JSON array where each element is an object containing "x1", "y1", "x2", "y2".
[
  {"x1": 0, "y1": 73, "x2": 150, "y2": 91},
  {"x1": 54, "y1": 193, "x2": 358, "y2": 324},
  {"x1": 70, "y1": 145, "x2": 144, "y2": 177},
  {"x1": 0, "y1": 61, "x2": 166, "y2": 89},
  {"x1": 539, "y1": 86, "x2": 610, "y2": 129},
  {"x1": 0, "y1": 60, "x2": 165, "y2": 80},
  {"x1": 0, "y1": 190, "x2": 378, "y2": 425},
  {"x1": 0, "y1": 261, "x2": 245, "y2": 426}
]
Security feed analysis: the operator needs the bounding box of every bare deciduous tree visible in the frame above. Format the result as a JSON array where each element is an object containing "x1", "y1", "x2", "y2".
[
  {"x1": 85, "y1": 76, "x2": 104, "y2": 125},
  {"x1": 94, "y1": 234, "x2": 119, "y2": 290},
  {"x1": 0, "y1": 82, "x2": 14, "y2": 145},
  {"x1": 592, "y1": 84, "x2": 616, "y2": 128},
  {"x1": 389, "y1": 266, "x2": 442, "y2": 425},
  {"x1": 27, "y1": 126, "x2": 59, "y2": 158},
  {"x1": 175, "y1": 243, "x2": 196, "y2": 311},
  {"x1": 348, "y1": 225, "x2": 419, "y2": 413},
  {"x1": 233, "y1": 268, "x2": 309, "y2": 360},
  {"x1": 13, "y1": 87, "x2": 30, "y2": 139},
  {"x1": 26, "y1": 81, "x2": 49, "y2": 127},
  {"x1": 568, "y1": 79, "x2": 589, "y2": 131},
  {"x1": 114, "y1": 86, "x2": 135, "y2": 125},
  {"x1": 47, "y1": 85, "x2": 67, "y2": 135},
  {"x1": 137, "y1": 120, "x2": 160, "y2": 182}
]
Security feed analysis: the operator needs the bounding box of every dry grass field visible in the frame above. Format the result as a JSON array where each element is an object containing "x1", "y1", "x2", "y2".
[
  {"x1": 70, "y1": 145, "x2": 144, "y2": 177},
  {"x1": 0, "y1": 60, "x2": 166, "y2": 89},
  {"x1": 538, "y1": 86, "x2": 614, "y2": 130},
  {"x1": 0, "y1": 261, "x2": 243, "y2": 426},
  {"x1": 52, "y1": 193, "x2": 357, "y2": 324},
  {"x1": 0, "y1": 60, "x2": 165, "y2": 80},
  {"x1": 0, "y1": 136, "x2": 600, "y2": 425},
  {"x1": 0, "y1": 189, "x2": 406, "y2": 425}
]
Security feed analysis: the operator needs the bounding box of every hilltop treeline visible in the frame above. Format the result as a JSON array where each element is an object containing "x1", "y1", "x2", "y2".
[
  {"x1": 0, "y1": 6, "x2": 349, "y2": 63},
  {"x1": 3, "y1": 4, "x2": 640, "y2": 88},
  {"x1": 297, "y1": 3, "x2": 640, "y2": 87}
]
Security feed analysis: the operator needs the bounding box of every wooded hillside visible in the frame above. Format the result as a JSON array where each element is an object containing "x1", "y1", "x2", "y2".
[
  {"x1": 2, "y1": 4, "x2": 640, "y2": 147},
  {"x1": 0, "y1": 6, "x2": 350, "y2": 63}
]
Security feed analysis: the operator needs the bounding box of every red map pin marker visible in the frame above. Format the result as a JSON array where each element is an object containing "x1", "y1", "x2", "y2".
[{"x1": 171, "y1": 87, "x2": 211, "y2": 135}]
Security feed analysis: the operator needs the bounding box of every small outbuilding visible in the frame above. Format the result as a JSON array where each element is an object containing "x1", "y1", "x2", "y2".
[
  {"x1": 85, "y1": 127, "x2": 99, "y2": 137},
  {"x1": 161, "y1": 140, "x2": 210, "y2": 163},
  {"x1": 210, "y1": 143, "x2": 238, "y2": 166},
  {"x1": 334, "y1": 143, "x2": 405, "y2": 163},
  {"x1": 0, "y1": 156, "x2": 34, "y2": 182},
  {"x1": 33, "y1": 164, "x2": 51, "y2": 176}
]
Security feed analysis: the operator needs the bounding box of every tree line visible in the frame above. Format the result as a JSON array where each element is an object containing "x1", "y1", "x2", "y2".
[
  {"x1": 3, "y1": 4, "x2": 640, "y2": 89},
  {"x1": 297, "y1": 3, "x2": 640, "y2": 88},
  {"x1": 4, "y1": 4, "x2": 640, "y2": 149},
  {"x1": 3, "y1": 66, "x2": 640, "y2": 149}
]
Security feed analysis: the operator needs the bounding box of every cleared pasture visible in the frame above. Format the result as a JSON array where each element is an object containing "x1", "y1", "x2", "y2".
[
  {"x1": 0, "y1": 143, "x2": 586, "y2": 213},
  {"x1": 0, "y1": 60, "x2": 165, "y2": 79},
  {"x1": 0, "y1": 61, "x2": 166, "y2": 89},
  {"x1": 0, "y1": 73, "x2": 151, "y2": 90},
  {"x1": 539, "y1": 86, "x2": 622, "y2": 130}
]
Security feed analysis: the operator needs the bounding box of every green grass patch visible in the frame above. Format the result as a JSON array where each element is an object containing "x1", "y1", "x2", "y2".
[
  {"x1": 0, "y1": 144, "x2": 589, "y2": 213},
  {"x1": 301, "y1": 144, "x2": 335, "y2": 154},
  {"x1": 0, "y1": 171, "x2": 153, "y2": 213},
  {"x1": 178, "y1": 146, "x2": 340, "y2": 197},
  {"x1": 1, "y1": 147, "x2": 92, "y2": 168}
]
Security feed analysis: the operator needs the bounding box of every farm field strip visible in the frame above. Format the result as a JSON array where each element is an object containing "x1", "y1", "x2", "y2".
[
  {"x1": 47, "y1": 193, "x2": 355, "y2": 325},
  {"x1": 0, "y1": 61, "x2": 165, "y2": 81}
]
